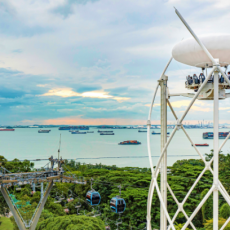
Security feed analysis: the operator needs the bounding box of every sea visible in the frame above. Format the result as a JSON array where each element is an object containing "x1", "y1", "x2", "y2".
[{"x1": 0, "y1": 128, "x2": 229, "y2": 169}]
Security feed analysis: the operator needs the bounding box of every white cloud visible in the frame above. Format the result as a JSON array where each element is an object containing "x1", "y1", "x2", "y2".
[
  {"x1": 40, "y1": 88, "x2": 130, "y2": 101},
  {"x1": 146, "y1": 99, "x2": 212, "y2": 112}
]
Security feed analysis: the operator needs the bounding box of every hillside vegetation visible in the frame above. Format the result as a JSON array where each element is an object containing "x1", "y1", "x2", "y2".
[{"x1": 0, "y1": 151, "x2": 230, "y2": 229}]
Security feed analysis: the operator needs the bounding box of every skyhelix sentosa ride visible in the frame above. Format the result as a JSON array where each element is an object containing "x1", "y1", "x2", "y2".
[{"x1": 147, "y1": 8, "x2": 230, "y2": 230}]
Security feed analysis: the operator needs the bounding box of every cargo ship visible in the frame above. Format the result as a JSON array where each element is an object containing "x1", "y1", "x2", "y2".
[
  {"x1": 192, "y1": 143, "x2": 209, "y2": 147},
  {"x1": 98, "y1": 130, "x2": 113, "y2": 133},
  {"x1": 138, "y1": 130, "x2": 147, "y2": 132},
  {"x1": 59, "y1": 126, "x2": 89, "y2": 130},
  {"x1": 118, "y1": 140, "x2": 141, "y2": 145},
  {"x1": 38, "y1": 129, "x2": 51, "y2": 133},
  {"x1": 152, "y1": 131, "x2": 170, "y2": 135},
  {"x1": 100, "y1": 132, "x2": 114, "y2": 135},
  {"x1": 203, "y1": 132, "x2": 230, "y2": 139},
  {"x1": 0, "y1": 128, "x2": 15, "y2": 131},
  {"x1": 71, "y1": 131, "x2": 87, "y2": 134}
]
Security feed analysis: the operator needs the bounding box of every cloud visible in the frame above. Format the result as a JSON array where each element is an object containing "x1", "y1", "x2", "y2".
[
  {"x1": 39, "y1": 88, "x2": 130, "y2": 101},
  {"x1": 145, "y1": 100, "x2": 212, "y2": 112},
  {"x1": 220, "y1": 107, "x2": 230, "y2": 110},
  {"x1": 12, "y1": 49, "x2": 23, "y2": 53},
  {"x1": 37, "y1": 84, "x2": 48, "y2": 87},
  {"x1": 23, "y1": 116, "x2": 147, "y2": 126},
  {"x1": 51, "y1": 0, "x2": 99, "y2": 18},
  {"x1": 0, "y1": 87, "x2": 25, "y2": 99},
  {"x1": 1, "y1": 0, "x2": 230, "y2": 125}
]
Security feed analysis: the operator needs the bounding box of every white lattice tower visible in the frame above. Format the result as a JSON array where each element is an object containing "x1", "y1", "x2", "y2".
[{"x1": 146, "y1": 8, "x2": 230, "y2": 230}]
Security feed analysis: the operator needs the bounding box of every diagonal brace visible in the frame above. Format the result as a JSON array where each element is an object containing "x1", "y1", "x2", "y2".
[
  {"x1": 29, "y1": 181, "x2": 53, "y2": 230},
  {"x1": 1, "y1": 186, "x2": 26, "y2": 230}
]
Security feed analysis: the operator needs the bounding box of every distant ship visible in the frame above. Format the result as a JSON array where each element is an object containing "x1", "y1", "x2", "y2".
[
  {"x1": 118, "y1": 140, "x2": 141, "y2": 145},
  {"x1": 203, "y1": 132, "x2": 229, "y2": 139},
  {"x1": 0, "y1": 128, "x2": 15, "y2": 131},
  {"x1": 138, "y1": 130, "x2": 147, "y2": 132},
  {"x1": 71, "y1": 131, "x2": 87, "y2": 134},
  {"x1": 98, "y1": 130, "x2": 113, "y2": 133},
  {"x1": 152, "y1": 131, "x2": 170, "y2": 135},
  {"x1": 59, "y1": 126, "x2": 89, "y2": 130},
  {"x1": 100, "y1": 132, "x2": 114, "y2": 135},
  {"x1": 38, "y1": 129, "x2": 51, "y2": 133},
  {"x1": 87, "y1": 131, "x2": 94, "y2": 133},
  {"x1": 192, "y1": 143, "x2": 209, "y2": 147}
]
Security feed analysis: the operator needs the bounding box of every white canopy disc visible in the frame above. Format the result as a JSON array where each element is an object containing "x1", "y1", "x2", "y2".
[{"x1": 172, "y1": 34, "x2": 230, "y2": 68}]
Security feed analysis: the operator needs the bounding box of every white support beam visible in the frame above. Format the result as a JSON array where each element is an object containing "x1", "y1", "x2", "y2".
[
  {"x1": 160, "y1": 75, "x2": 168, "y2": 230},
  {"x1": 167, "y1": 183, "x2": 196, "y2": 230},
  {"x1": 213, "y1": 70, "x2": 219, "y2": 230},
  {"x1": 147, "y1": 56, "x2": 173, "y2": 230},
  {"x1": 29, "y1": 181, "x2": 53, "y2": 230},
  {"x1": 155, "y1": 67, "x2": 214, "y2": 176},
  {"x1": 1, "y1": 186, "x2": 26, "y2": 230},
  {"x1": 175, "y1": 8, "x2": 217, "y2": 66},
  {"x1": 220, "y1": 216, "x2": 230, "y2": 230},
  {"x1": 154, "y1": 179, "x2": 176, "y2": 230},
  {"x1": 181, "y1": 186, "x2": 215, "y2": 230}
]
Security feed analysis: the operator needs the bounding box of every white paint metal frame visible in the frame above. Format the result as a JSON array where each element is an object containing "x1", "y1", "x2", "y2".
[{"x1": 146, "y1": 8, "x2": 230, "y2": 230}]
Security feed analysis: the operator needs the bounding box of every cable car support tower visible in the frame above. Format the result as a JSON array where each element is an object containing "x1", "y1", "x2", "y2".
[{"x1": 147, "y1": 8, "x2": 230, "y2": 230}]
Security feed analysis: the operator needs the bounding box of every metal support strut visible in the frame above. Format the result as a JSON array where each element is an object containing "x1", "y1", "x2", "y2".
[
  {"x1": 29, "y1": 181, "x2": 53, "y2": 230},
  {"x1": 159, "y1": 75, "x2": 168, "y2": 230},
  {"x1": 1, "y1": 186, "x2": 26, "y2": 230},
  {"x1": 213, "y1": 68, "x2": 219, "y2": 230}
]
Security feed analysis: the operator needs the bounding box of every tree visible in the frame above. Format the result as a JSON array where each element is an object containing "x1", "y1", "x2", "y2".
[
  {"x1": 203, "y1": 218, "x2": 230, "y2": 229},
  {"x1": 220, "y1": 203, "x2": 230, "y2": 219},
  {"x1": 36, "y1": 215, "x2": 105, "y2": 230},
  {"x1": 201, "y1": 188, "x2": 213, "y2": 222}
]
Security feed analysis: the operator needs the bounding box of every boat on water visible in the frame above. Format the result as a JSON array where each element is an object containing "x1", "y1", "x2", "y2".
[
  {"x1": 152, "y1": 131, "x2": 170, "y2": 135},
  {"x1": 192, "y1": 143, "x2": 209, "y2": 147},
  {"x1": 203, "y1": 132, "x2": 229, "y2": 139},
  {"x1": 69, "y1": 129, "x2": 79, "y2": 132},
  {"x1": 87, "y1": 131, "x2": 94, "y2": 133},
  {"x1": 38, "y1": 129, "x2": 51, "y2": 133},
  {"x1": 0, "y1": 128, "x2": 15, "y2": 131},
  {"x1": 71, "y1": 131, "x2": 87, "y2": 134},
  {"x1": 100, "y1": 133, "x2": 114, "y2": 135},
  {"x1": 59, "y1": 126, "x2": 89, "y2": 130},
  {"x1": 98, "y1": 130, "x2": 113, "y2": 133},
  {"x1": 138, "y1": 130, "x2": 147, "y2": 132},
  {"x1": 119, "y1": 140, "x2": 141, "y2": 145}
]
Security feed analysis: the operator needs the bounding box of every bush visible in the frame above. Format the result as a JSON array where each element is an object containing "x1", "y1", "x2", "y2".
[{"x1": 36, "y1": 215, "x2": 105, "y2": 230}]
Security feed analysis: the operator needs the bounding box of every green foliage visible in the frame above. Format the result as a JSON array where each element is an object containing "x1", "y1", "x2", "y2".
[
  {"x1": 220, "y1": 203, "x2": 230, "y2": 219},
  {"x1": 0, "y1": 155, "x2": 34, "y2": 173},
  {"x1": 174, "y1": 222, "x2": 190, "y2": 230},
  {"x1": 39, "y1": 209, "x2": 55, "y2": 222},
  {"x1": 0, "y1": 216, "x2": 14, "y2": 230},
  {"x1": 203, "y1": 218, "x2": 230, "y2": 229},
  {"x1": 201, "y1": 188, "x2": 213, "y2": 221},
  {"x1": 2, "y1": 152, "x2": 230, "y2": 229},
  {"x1": 36, "y1": 215, "x2": 105, "y2": 230}
]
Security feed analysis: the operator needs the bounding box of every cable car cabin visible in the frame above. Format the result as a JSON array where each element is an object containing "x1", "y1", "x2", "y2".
[
  {"x1": 110, "y1": 197, "x2": 126, "y2": 213},
  {"x1": 67, "y1": 198, "x2": 74, "y2": 203},
  {"x1": 86, "y1": 191, "x2": 101, "y2": 206},
  {"x1": 64, "y1": 208, "x2": 69, "y2": 213}
]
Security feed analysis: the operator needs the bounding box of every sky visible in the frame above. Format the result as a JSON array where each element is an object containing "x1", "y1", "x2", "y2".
[{"x1": 0, "y1": 0, "x2": 230, "y2": 125}]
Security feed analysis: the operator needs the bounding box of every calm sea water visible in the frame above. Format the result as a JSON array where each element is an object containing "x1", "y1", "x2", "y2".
[{"x1": 0, "y1": 128, "x2": 229, "y2": 168}]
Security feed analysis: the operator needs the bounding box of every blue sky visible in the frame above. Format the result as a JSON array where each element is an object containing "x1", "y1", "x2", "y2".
[{"x1": 0, "y1": 0, "x2": 230, "y2": 125}]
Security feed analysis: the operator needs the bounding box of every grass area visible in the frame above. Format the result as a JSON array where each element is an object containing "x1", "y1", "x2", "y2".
[{"x1": 0, "y1": 216, "x2": 14, "y2": 230}]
